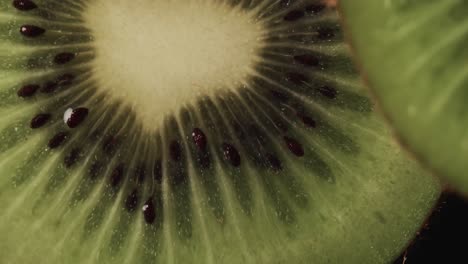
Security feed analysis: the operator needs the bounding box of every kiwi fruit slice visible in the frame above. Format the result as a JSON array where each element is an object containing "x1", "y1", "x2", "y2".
[
  {"x1": 0, "y1": 0, "x2": 439, "y2": 263},
  {"x1": 339, "y1": 1, "x2": 468, "y2": 193}
]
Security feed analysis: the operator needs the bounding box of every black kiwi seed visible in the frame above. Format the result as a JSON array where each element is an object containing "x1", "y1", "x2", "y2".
[
  {"x1": 142, "y1": 197, "x2": 156, "y2": 224},
  {"x1": 293, "y1": 54, "x2": 320, "y2": 67},
  {"x1": 30, "y1": 113, "x2": 51, "y2": 129},
  {"x1": 37, "y1": 75, "x2": 74, "y2": 94},
  {"x1": 103, "y1": 136, "x2": 119, "y2": 155},
  {"x1": 298, "y1": 113, "x2": 317, "y2": 128},
  {"x1": 48, "y1": 132, "x2": 69, "y2": 149},
  {"x1": 40, "y1": 81, "x2": 58, "y2": 93},
  {"x1": 64, "y1": 148, "x2": 82, "y2": 168},
  {"x1": 283, "y1": 10, "x2": 304, "y2": 22},
  {"x1": 275, "y1": 120, "x2": 289, "y2": 132},
  {"x1": 125, "y1": 189, "x2": 139, "y2": 212},
  {"x1": 192, "y1": 128, "x2": 207, "y2": 150},
  {"x1": 19, "y1": 25, "x2": 45, "y2": 37},
  {"x1": 316, "y1": 27, "x2": 336, "y2": 41},
  {"x1": 270, "y1": 90, "x2": 289, "y2": 102},
  {"x1": 266, "y1": 153, "x2": 283, "y2": 172},
  {"x1": 284, "y1": 136, "x2": 304, "y2": 157},
  {"x1": 54, "y1": 52, "x2": 76, "y2": 65},
  {"x1": 110, "y1": 164, "x2": 125, "y2": 188},
  {"x1": 66, "y1": 107, "x2": 89, "y2": 128},
  {"x1": 285, "y1": 72, "x2": 309, "y2": 85},
  {"x1": 318, "y1": 85, "x2": 338, "y2": 99},
  {"x1": 169, "y1": 141, "x2": 182, "y2": 162},
  {"x1": 17, "y1": 84, "x2": 40, "y2": 97},
  {"x1": 222, "y1": 143, "x2": 241, "y2": 167},
  {"x1": 12, "y1": 0, "x2": 38, "y2": 11}
]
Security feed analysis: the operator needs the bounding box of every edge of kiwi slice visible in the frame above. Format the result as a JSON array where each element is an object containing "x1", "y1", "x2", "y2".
[
  {"x1": 339, "y1": 0, "x2": 468, "y2": 194},
  {"x1": 0, "y1": 0, "x2": 440, "y2": 263}
]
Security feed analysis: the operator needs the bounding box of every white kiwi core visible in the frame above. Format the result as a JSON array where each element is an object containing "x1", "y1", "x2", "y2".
[{"x1": 84, "y1": 0, "x2": 265, "y2": 132}]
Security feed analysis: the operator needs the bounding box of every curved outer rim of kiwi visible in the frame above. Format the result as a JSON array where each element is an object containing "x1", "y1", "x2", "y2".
[{"x1": 336, "y1": 3, "x2": 446, "y2": 191}]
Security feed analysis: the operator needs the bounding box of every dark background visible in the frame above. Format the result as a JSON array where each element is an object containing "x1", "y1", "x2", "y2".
[{"x1": 393, "y1": 192, "x2": 468, "y2": 264}]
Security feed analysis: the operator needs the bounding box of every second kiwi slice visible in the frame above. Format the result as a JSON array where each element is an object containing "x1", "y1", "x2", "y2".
[
  {"x1": 0, "y1": 0, "x2": 439, "y2": 263},
  {"x1": 340, "y1": 0, "x2": 468, "y2": 194}
]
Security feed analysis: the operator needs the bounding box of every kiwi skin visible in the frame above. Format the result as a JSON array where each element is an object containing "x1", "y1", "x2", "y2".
[{"x1": 0, "y1": 0, "x2": 440, "y2": 263}]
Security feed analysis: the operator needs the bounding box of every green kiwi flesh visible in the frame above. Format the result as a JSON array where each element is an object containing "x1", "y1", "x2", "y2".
[
  {"x1": 340, "y1": 0, "x2": 468, "y2": 193},
  {"x1": 0, "y1": 0, "x2": 439, "y2": 263}
]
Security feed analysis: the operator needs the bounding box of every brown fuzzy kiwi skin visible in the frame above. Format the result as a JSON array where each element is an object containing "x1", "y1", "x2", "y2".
[{"x1": 336, "y1": 1, "x2": 449, "y2": 260}]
